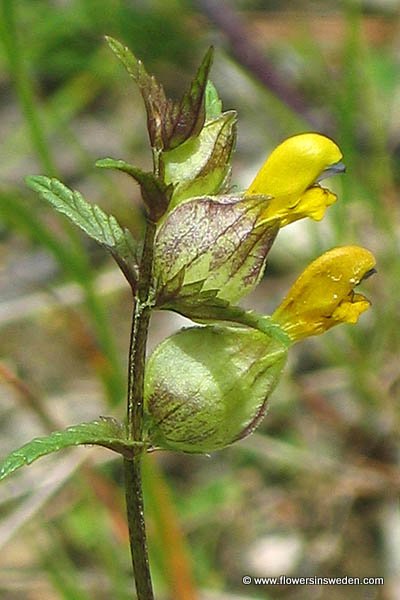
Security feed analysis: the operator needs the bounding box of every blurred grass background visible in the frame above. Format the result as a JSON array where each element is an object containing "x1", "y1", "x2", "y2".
[{"x1": 0, "y1": 1, "x2": 399, "y2": 599}]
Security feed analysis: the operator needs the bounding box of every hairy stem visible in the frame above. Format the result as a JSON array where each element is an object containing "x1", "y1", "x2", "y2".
[
  {"x1": 124, "y1": 457, "x2": 154, "y2": 599},
  {"x1": 124, "y1": 220, "x2": 157, "y2": 600},
  {"x1": 127, "y1": 221, "x2": 157, "y2": 441}
]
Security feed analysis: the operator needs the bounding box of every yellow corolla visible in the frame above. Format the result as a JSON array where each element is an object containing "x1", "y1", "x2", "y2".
[
  {"x1": 246, "y1": 133, "x2": 345, "y2": 227},
  {"x1": 271, "y1": 246, "x2": 376, "y2": 341}
]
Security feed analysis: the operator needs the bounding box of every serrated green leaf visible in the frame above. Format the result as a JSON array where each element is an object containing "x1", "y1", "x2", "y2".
[
  {"x1": 167, "y1": 47, "x2": 214, "y2": 149},
  {"x1": 154, "y1": 194, "x2": 280, "y2": 306},
  {"x1": 106, "y1": 36, "x2": 177, "y2": 150},
  {"x1": 26, "y1": 176, "x2": 138, "y2": 284},
  {"x1": 96, "y1": 158, "x2": 173, "y2": 220},
  {"x1": 0, "y1": 418, "x2": 140, "y2": 481}
]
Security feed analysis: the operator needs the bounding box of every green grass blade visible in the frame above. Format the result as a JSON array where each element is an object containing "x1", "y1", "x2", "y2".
[{"x1": 0, "y1": 0, "x2": 57, "y2": 175}]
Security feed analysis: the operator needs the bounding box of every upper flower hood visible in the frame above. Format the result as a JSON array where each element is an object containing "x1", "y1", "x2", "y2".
[{"x1": 245, "y1": 133, "x2": 345, "y2": 227}]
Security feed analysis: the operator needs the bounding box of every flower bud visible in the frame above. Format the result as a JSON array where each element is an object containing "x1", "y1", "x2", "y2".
[{"x1": 144, "y1": 326, "x2": 289, "y2": 453}]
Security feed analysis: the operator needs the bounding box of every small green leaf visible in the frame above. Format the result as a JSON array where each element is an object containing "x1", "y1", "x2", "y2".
[
  {"x1": 96, "y1": 158, "x2": 173, "y2": 220},
  {"x1": 0, "y1": 418, "x2": 139, "y2": 481},
  {"x1": 26, "y1": 175, "x2": 138, "y2": 284},
  {"x1": 167, "y1": 47, "x2": 214, "y2": 149}
]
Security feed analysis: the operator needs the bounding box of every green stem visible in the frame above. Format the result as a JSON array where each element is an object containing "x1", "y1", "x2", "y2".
[
  {"x1": 127, "y1": 222, "x2": 157, "y2": 441},
  {"x1": 167, "y1": 303, "x2": 292, "y2": 347},
  {"x1": 124, "y1": 220, "x2": 157, "y2": 599},
  {"x1": 123, "y1": 457, "x2": 154, "y2": 600}
]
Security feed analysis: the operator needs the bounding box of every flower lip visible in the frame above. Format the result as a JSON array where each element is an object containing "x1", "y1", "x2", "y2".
[
  {"x1": 315, "y1": 160, "x2": 346, "y2": 183},
  {"x1": 271, "y1": 245, "x2": 376, "y2": 342}
]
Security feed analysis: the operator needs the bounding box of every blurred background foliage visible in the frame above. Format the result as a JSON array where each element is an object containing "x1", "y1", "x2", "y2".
[{"x1": 0, "y1": 1, "x2": 399, "y2": 599}]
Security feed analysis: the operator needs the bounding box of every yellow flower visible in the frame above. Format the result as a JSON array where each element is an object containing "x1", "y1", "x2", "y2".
[
  {"x1": 246, "y1": 133, "x2": 345, "y2": 227},
  {"x1": 271, "y1": 246, "x2": 376, "y2": 341}
]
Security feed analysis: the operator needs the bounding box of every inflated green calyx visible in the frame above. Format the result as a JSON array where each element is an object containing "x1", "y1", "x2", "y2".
[{"x1": 144, "y1": 325, "x2": 288, "y2": 453}]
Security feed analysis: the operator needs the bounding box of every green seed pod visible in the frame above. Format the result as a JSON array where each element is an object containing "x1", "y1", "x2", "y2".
[{"x1": 144, "y1": 325, "x2": 288, "y2": 453}]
